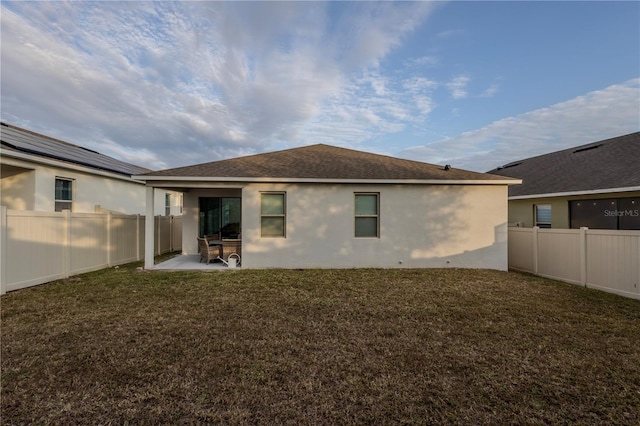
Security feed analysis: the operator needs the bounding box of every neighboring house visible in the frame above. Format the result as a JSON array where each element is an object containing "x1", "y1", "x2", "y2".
[
  {"x1": 135, "y1": 144, "x2": 520, "y2": 270},
  {"x1": 1, "y1": 123, "x2": 182, "y2": 215},
  {"x1": 488, "y1": 132, "x2": 640, "y2": 230}
]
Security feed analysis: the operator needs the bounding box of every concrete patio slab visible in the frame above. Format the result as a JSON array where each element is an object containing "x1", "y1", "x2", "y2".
[{"x1": 153, "y1": 254, "x2": 239, "y2": 270}]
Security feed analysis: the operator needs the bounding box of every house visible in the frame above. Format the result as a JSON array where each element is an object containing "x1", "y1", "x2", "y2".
[
  {"x1": 135, "y1": 144, "x2": 520, "y2": 270},
  {"x1": 487, "y1": 132, "x2": 640, "y2": 230},
  {"x1": 1, "y1": 123, "x2": 182, "y2": 215}
]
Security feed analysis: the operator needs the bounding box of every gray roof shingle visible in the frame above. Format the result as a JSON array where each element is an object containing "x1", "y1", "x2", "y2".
[
  {"x1": 487, "y1": 132, "x2": 640, "y2": 197},
  {"x1": 1, "y1": 123, "x2": 149, "y2": 176},
  {"x1": 139, "y1": 144, "x2": 513, "y2": 182}
]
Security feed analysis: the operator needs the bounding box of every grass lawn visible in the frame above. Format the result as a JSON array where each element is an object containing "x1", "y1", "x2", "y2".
[{"x1": 2, "y1": 262, "x2": 639, "y2": 425}]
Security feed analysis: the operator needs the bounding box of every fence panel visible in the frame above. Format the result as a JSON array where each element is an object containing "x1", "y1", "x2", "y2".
[
  {"x1": 172, "y1": 216, "x2": 183, "y2": 251},
  {"x1": 586, "y1": 230, "x2": 640, "y2": 299},
  {"x1": 110, "y1": 214, "x2": 139, "y2": 266},
  {"x1": 138, "y1": 216, "x2": 146, "y2": 260},
  {"x1": 3, "y1": 210, "x2": 66, "y2": 292},
  {"x1": 156, "y1": 216, "x2": 172, "y2": 255},
  {"x1": 507, "y1": 228, "x2": 533, "y2": 272},
  {"x1": 508, "y1": 227, "x2": 640, "y2": 300},
  {"x1": 69, "y1": 212, "x2": 108, "y2": 275},
  {"x1": 537, "y1": 229, "x2": 581, "y2": 285},
  {"x1": 1, "y1": 208, "x2": 182, "y2": 294}
]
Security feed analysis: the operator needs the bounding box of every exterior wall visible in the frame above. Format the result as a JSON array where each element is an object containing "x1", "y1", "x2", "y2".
[
  {"x1": 202, "y1": 182, "x2": 508, "y2": 270},
  {"x1": 1, "y1": 164, "x2": 35, "y2": 210},
  {"x1": 508, "y1": 190, "x2": 640, "y2": 228},
  {"x1": 509, "y1": 197, "x2": 569, "y2": 228},
  {"x1": 240, "y1": 183, "x2": 508, "y2": 270},
  {"x1": 1, "y1": 156, "x2": 180, "y2": 215}
]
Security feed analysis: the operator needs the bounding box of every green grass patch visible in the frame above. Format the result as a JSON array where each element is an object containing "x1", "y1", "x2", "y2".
[{"x1": 2, "y1": 263, "x2": 639, "y2": 424}]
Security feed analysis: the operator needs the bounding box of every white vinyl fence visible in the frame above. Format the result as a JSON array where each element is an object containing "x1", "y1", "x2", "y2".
[
  {"x1": 509, "y1": 226, "x2": 640, "y2": 300},
  {"x1": 0, "y1": 206, "x2": 182, "y2": 294}
]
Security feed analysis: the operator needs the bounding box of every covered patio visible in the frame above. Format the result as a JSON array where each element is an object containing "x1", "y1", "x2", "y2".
[
  {"x1": 142, "y1": 184, "x2": 244, "y2": 270},
  {"x1": 153, "y1": 254, "x2": 240, "y2": 270}
]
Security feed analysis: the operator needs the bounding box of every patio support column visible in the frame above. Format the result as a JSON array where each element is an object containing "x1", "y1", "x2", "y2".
[{"x1": 144, "y1": 186, "x2": 155, "y2": 269}]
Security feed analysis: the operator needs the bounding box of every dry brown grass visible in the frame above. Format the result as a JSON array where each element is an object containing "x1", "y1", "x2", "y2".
[{"x1": 2, "y1": 263, "x2": 639, "y2": 425}]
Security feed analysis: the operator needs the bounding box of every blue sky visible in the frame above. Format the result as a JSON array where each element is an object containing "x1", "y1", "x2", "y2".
[{"x1": 1, "y1": 1, "x2": 638, "y2": 172}]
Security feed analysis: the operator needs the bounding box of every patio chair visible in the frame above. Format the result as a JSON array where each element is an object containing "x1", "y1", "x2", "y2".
[
  {"x1": 197, "y1": 237, "x2": 222, "y2": 264},
  {"x1": 205, "y1": 233, "x2": 221, "y2": 244}
]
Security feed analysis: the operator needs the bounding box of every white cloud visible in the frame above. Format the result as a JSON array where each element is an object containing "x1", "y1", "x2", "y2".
[
  {"x1": 405, "y1": 55, "x2": 439, "y2": 68},
  {"x1": 446, "y1": 75, "x2": 470, "y2": 99},
  {"x1": 3, "y1": 1, "x2": 635, "y2": 177},
  {"x1": 0, "y1": 1, "x2": 437, "y2": 169},
  {"x1": 399, "y1": 79, "x2": 640, "y2": 172},
  {"x1": 480, "y1": 82, "x2": 500, "y2": 98}
]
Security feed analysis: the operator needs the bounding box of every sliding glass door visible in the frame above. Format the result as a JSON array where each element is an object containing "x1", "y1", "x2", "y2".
[{"x1": 199, "y1": 197, "x2": 241, "y2": 238}]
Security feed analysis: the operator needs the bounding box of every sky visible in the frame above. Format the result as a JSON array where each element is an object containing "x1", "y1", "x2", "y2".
[{"x1": 1, "y1": 1, "x2": 638, "y2": 172}]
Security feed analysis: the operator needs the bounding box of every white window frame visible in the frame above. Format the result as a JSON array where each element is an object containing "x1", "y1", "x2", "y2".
[
  {"x1": 354, "y1": 193, "x2": 380, "y2": 238},
  {"x1": 54, "y1": 177, "x2": 73, "y2": 212},
  {"x1": 534, "y1": 204, "x2": 552, "y2": 228},
  {"x1": 165, "y1": 193, "x2": 171, "y2": 216},
  {"x1": 260, "y1": 192, "x2": 286, "y2": 238}
]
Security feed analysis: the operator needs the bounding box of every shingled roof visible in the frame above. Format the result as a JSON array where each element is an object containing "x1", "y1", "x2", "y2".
[
  {"x1": 487, "y1": 132, "x2": 640, "y2": 198},
  {"x1": 139, "y1": 144, "x2": 515, "y2": 183},
  {"x1": 1, "y1": 123, "x2": 149, "y2": 176}
]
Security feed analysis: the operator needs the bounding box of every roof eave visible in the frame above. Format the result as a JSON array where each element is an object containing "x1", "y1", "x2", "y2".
[
  {"x1": 134, "y1": 175, "x2": 521, "y2": 185},
  {"x1": 2, "y1": 149, "x2": 144, "y2": 183},
  {"x1": 509, "y1": 185, "x2": 640, "y2": 200}
]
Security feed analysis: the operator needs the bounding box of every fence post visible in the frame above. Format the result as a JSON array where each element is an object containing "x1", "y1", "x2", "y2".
[
  {"x1": 144, "y1": 187, "x2": 155, "y2": 269},
  {"x1": 107, "y1": 212, "x2": 112, "y2": 267},
  {"x1": 136, "y1": 214, "x2": 141, "y2": 261},
  {"x1": 63, "y1": 209, "x2": 71, "y2": 278},
  {"x1": 637, "y1": 234, "x2": 640, "y2": 299},
  {"x1": 1, "y1": 206, "x2": 7, "y2": 295},
  {"x1": 580, "y1": 227, "x2": 588, "y2": 287},
  {"x1": 156, "y1": 216, "x2": 161, "y2": 256},
  {"x1": 532, "y1": 226, "x2": 539, "y2": 275},
  {"x1": 170, "y1": 216, "x2": 174, "y2": 252}
]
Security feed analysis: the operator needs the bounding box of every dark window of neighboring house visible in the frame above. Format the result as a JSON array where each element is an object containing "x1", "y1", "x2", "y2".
[
  {"x1": 165, "y1": 193, "x2": 171, "y2": 216},
  {"x1": 618, "y1": 198, "x2": 640, "y2": 230},
  {"x1": 54, "y1": 178, "x2": 73, "y2": 211},
  {"x1": 261, "y1": 192, "x2": 286, "y2": 238},
  {"x1": 355, "y1": 193, "x2": 379, "y2": 237},
  {"x1": 534, "y1": 204, "x2": 552, "y2": 228},
  {"x1": 199, "y1": 197, "x2": 242, "y2": 238},
  {"x1": 570, "y1": 197, "x2": 640, "y2": 230}
]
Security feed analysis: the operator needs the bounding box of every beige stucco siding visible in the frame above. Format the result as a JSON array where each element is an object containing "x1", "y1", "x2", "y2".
[
  {"x1": 1, "y1": 164, "x2": 35, "y2": 210},
  {"x1": 228, "y1": 183, "x2": 507, "y2": 270},
  {"x1": 1, "y1": 157, "x2": 179, "y2": 215}
]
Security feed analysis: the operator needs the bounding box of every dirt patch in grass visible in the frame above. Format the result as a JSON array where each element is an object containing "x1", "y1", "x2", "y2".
[{"x1": 2, "y1": 265, "x2": 639, "y2": 424}]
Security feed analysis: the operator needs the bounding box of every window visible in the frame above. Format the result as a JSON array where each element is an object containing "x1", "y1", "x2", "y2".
[
  {"x1": 54, "y1": 178, "x2": 73, "y2": 211},
  {"x1": 534, "y1": 204, "x2": 552, "y2": 228},
  {"x1": 355, "y1": 193, "x2": 379, "y2": 237},
  {"x1": 570, "y1": 197, "x2": 639, "y2": 230},
  {"x1": 165, "y1": 193, "x2": 171, "y2": 216},
  {"x1": 261, "y1": 192, "x2": 286, "y2": 237},
  {"x1": 199, "y1": 197, "x2": 241, "y2": 238}
]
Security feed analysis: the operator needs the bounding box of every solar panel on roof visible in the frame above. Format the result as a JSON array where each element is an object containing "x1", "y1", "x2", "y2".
[{"x1": 0, "y1": 124, "x2": 149, "y2": 176}]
